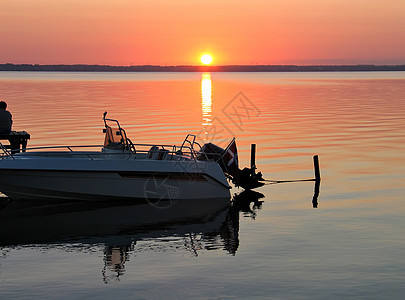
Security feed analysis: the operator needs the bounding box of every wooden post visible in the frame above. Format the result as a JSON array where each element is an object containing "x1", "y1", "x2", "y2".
[
  {"x1": 312, "y1": 155, "x2": 321, "y2": 208},
  {"x1": 312, "y1": 179, "x2": 320, "y2": 208},
  {"x1": 313, "y1": 155, "x2": 321, "y2": 181},
  {"x1": 250, "y1": 144, "x2": 256, "y2": 170}
]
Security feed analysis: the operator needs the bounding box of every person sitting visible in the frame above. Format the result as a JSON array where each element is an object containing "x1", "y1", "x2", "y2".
[{"x1": 0, "y1": 101, "x2": 12, "y2": 135}]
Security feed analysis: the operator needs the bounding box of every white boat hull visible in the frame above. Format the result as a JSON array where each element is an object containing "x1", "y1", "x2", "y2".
[{"x1": 0, "y1": 154, "x2": 231, "y2": 201}]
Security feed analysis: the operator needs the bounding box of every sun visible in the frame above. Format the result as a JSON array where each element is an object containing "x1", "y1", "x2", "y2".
[{"x1": 201, "y1": 54, "x2": 213, "y2": 65}]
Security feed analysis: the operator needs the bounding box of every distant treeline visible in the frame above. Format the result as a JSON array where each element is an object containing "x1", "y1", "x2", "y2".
[{"x1": 1, "y1": 63, "x2": 405, "y2": 72}]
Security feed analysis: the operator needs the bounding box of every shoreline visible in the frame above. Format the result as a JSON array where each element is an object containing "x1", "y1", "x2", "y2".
[{"x1": 1, "y1": 63, "x2": 405, "y2": 72}]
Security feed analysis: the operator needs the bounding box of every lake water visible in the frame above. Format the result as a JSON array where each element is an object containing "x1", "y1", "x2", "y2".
[{"x1": 0, "y1": 71, "x2": 405, "y2": 299}]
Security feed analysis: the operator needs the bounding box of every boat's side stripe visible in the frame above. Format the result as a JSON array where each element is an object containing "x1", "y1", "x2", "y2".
[
  {"x1": 117, "y1": 171, "x2": 207, "y2": 181},
  {"x1": 0, "y1": 169, "x2": 230, "y2": 188}
]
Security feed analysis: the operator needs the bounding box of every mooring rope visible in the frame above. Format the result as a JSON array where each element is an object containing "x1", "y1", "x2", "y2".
[{"x1": 263, "y1": 178, "x2": 317, "y2": 185}]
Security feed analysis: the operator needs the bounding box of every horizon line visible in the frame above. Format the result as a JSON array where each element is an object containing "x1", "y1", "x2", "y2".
[
  {"x1": 2, "y1": 62, "x2": 405, "y2": 67},
  {"x1": 2, "y1": 63, "x2": 405, "y2": 73}
]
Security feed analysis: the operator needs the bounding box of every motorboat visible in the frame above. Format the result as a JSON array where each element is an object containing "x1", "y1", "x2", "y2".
[{"x1": 0, "y1": 112, "x2": 246, "y2": 201}]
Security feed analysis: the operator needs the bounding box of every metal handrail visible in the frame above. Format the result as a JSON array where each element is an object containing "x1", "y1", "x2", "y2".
[
  {"x1": 1, "y1": 112, "x2": 219, "y2": 162},
  {"x1": 0, "y1": 141, "x2": 224, "y2": 167},
  {"x1": 7, "y1": 143, "x2": 222, "y2": 161},
  {"x1": 179, "y1": 134, "x2": 209, "y2": 161},
  {"x1": 102, "y1": 113, "x2": 208, "y2": 161},
  {"x1": 0, "y1": 142, "x2": 14, "y2": 159},
  {"x1": 15, "y1": 144, "x2": 103, "y2": 152}
]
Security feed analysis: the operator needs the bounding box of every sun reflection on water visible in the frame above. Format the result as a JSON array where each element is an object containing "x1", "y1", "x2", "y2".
[{"x1": 201, "y1": 73, "x2": 212, "y2": 140}]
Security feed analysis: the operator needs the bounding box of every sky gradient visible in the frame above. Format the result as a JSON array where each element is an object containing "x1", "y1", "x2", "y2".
[{"x1": 1, "y1": 0, "x2": 405, "y2": 66}]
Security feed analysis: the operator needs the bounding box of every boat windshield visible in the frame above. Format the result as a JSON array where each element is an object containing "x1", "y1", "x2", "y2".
[{"x1": 103, "y1": 125, "x2": 126, "y2": 150}]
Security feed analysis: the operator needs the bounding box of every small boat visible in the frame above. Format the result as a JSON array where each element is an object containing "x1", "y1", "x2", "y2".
[{"x1": 0, "y1": 112, "x2": 246, "y2": 201}]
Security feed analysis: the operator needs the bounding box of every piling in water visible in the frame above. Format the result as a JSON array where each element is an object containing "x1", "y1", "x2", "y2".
[
  {"x1": 251, "y1": 144, "x2": 256, "y2": 170},
  {"x1": 313, "y1": 155, "x2": 321, "y2": 181},
  {"x1": 312, "y1": 179, "x2": 320, "y2": 208}
]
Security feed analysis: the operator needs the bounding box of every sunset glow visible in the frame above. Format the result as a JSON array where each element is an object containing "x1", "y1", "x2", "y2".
[
  {"x1": 201, "y1": 54, "x2": 213, "y2": 65},
  {"x1": 1, "y1": 1, "x2": 405, "y2": 65}
]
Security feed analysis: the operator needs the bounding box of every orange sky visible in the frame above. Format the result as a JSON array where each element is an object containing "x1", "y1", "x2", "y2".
[{"x1": 1, "y1": 0, "x2": 405, "y2": 65}]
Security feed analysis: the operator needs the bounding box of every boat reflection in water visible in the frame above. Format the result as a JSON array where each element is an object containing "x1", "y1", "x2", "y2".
[{"x1": 0, "y1": 190, "x2": 264, "y2": 283}]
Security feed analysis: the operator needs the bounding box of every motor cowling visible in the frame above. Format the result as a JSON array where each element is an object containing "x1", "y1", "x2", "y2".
[
  {"x1": 199, "y1": 142, "x2": 265, "y2": 190},
  {"x1": 197, "y1": 142, "x2": 225, "y2": 161}
]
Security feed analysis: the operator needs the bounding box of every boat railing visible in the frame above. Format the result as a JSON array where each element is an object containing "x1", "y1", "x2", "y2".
[
  {"x1": 102, "y1": 113, "x2": 212, "y2": 161},
  {"x1": 0, "y1": 142, "x2": 14, "y2": 159},
  {"x1": 179, "y1": 134, "x2": 209, "y2": 160},
  {"x1": 1, "y1": 144, "x2": 105, "y2": 160},
  {"x1": 12, "y1": 145, "x2": 103, "y2": 151},
  {"x1": 0, "y1": 142, "x2": 208, "y2": 162},
  {"x1": 1, "y1": 133, "x2": 221, "y2": 162}
]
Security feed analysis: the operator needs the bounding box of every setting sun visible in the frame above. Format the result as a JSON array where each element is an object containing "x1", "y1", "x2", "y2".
[{"x1": 201, "y1": 54, "x2": 213, "y2": 65}]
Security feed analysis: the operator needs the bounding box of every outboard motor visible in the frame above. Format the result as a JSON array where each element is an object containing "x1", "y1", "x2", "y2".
[
  {"x1": 238, "y1": 167, "x2": 265, "y2": 190},
  {"x1": 199, "y1": 140, "x2": 265, "y2": 190},
  {"x1": 197, "y1": 142, "x2": 225, "y2": 161}
]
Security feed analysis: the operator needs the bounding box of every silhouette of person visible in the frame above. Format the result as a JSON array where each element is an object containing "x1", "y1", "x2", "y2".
[{"x1": 0, "y1": 101, "x2": 12, "y2": 134}]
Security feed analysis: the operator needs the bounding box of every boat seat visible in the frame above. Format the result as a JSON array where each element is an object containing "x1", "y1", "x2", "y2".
[
  {"x1": 157, "y1": 149, "x2": 169, "y2": 160},
  {"x1": 105, "y1": 141, "x2": 125, "y2": 150},
  {"x1": 172, "y1": 155, "x2": 186, "y2": 161},
  {"x1": 148, "y1": 146, "x2": 159, "y2": 159}
]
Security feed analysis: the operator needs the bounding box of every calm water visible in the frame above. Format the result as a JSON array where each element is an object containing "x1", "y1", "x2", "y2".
[{"x1": 1, "y1": 71, "x2": 405, "y2": 299}]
